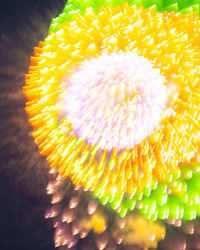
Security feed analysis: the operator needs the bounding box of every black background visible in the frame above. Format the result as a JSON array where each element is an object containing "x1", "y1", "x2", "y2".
[{"x1": 0, "y1": 1, "x2": 66, "y2": 249}]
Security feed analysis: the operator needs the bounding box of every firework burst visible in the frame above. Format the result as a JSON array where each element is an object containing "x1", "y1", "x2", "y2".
[{"x1": 24, "y1": 0, "x2": 200, "y2": 248}]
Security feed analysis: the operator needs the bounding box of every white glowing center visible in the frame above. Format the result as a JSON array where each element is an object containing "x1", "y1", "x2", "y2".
[{"x1": 64, "y1": 51, "x2": 167, "y2": 150}]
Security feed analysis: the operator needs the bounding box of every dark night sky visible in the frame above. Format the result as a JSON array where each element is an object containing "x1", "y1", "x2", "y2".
[{"x1": 0, "y1": 1, "x2": 66, "y2": 249}]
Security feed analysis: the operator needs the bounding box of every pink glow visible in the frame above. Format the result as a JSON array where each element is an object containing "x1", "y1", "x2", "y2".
[{"x1": 63, "y1": 51, "x2": 167, "y2": 150}]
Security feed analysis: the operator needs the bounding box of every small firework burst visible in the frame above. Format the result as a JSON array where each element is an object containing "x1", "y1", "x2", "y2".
[
  {"x1": 24, "y1": 0, "x2": 200, "y2": 248},
  {"x1": 63, "y1": 51, "x2": 167, "y2": 151}
]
